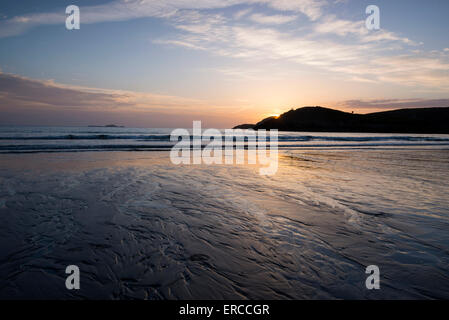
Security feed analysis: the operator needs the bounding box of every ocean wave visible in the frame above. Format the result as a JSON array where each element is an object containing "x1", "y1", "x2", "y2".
[
  {"x1": 0, "y1": 134, "x2": 173, "y2": 141},
  {"x1": 1, "y1": 142, "x2": 449, "y2": 153},
  {"x1": 1, "y1": 134, "x2": 449, "y2": 142},
  {"x1": 277, "y1": 136, "x2": 449, "y2": 142},
  {"x1": 0, "y1": 144, "x2": 174, "y2": 152}
]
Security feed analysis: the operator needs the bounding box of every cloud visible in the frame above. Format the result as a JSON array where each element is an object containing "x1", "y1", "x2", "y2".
[
  {"x1": 314, "y1": 15, "x2": 416, "y2": 45},
  {"x1": 260, "y1": 0, "x2": 325, "y2": 21},
  {"x1": 158, "y1": 8, "x2": 449, "y2": 90},
  {"x1": 337, "y1": 98, "x2": 449, "y2": 111},
  {"x1": 0, "y1": 0, "x2": 326, "y2": 38},
  {"x1": 0, "y1": 72, "x2": 247, "y2": 127},
  {"x1": 0, "y1": 72, "x2": 201, "y2": 110},
  {"x1": 1, "y1": 72, "x2": 447, "y2": 127},
  {"x1": 1, "y1": 0, "x2": 448, "y2": 92},
  {"x1": 249, "y1": 13, "x2": 297, "y2": 25},
  {"x1": 234, "y1": 8, "x2": 252, "y2": 19}
]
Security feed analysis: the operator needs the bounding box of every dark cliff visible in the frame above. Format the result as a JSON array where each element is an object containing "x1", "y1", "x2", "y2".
[{"x1": 235, "y1": 106, "x2": 449, "y2": 133}]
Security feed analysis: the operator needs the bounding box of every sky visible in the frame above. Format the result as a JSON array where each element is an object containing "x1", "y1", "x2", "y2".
[{"x1": 0, "y1": 0, "x2": 448, "y2": 128}]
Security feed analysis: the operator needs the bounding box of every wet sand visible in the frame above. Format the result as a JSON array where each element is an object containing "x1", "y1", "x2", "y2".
[{"x1": 1, "y1": 150, "x2": 449, "y2": 299}]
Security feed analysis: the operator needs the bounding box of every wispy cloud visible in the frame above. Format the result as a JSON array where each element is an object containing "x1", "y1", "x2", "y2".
[
  {"x1": 158, "y1": 8, "x2": 449, "y2": 90},
  {"x1": 0, "y1": 72, "x2": 249, "y2": 127},
  {"x1": 0, "y1": 72, "x2": 200, "y2": 111},
  {"x1": 1, "y1": 0, "x2": 448, "y2": 94},
  {"x1": 234, "y1": 8, "x2": 252, "y2": 20},
  {"x1": 314, "y1": 15, "x2": 416, "y2": 45},
  {"x1": 336, "y1": 98, "x2": 449, "y2": 111},
  {"x1": 262, "y1": 0, "x2": 325, "y2": 20},
  {"x1": 249, "y1": 13, "x2": 297, "y2": 25},
  {"x1": 0, "y1": 0, "x2": 326, "y2": 38}
]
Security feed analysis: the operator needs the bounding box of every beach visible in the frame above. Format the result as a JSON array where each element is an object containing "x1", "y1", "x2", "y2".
[
  {"x1": 2, "y1": 0, "x2": 449, "y2": 307},
  {"x1": 1, "y1": 146, "x2": 449, "y2": 299}
]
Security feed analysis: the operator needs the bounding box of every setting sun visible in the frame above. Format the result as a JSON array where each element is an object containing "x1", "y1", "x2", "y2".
[{"x1": 1, "y1": 0, "x2": 449, "y2": 303}]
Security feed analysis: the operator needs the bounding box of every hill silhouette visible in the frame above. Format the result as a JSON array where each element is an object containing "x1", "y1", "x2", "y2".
[{"x1": 234, "y1": 106, "x2": 449, "y2": 133}]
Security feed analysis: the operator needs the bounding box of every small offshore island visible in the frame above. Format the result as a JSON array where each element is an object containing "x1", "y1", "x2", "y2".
[
  {"x1": 235, "y1": 106, "x2": 449, "y2": 134},
  {"x1": 87, "y1": 124, "x2": 125, "y2": 128}
]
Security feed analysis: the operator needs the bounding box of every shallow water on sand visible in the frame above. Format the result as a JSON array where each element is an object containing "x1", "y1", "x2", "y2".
[{"x1": 0, "y1": 149, "x2": 449, "y2": 299}]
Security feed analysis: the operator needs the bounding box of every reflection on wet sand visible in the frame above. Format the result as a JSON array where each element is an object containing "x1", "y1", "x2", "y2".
[{"x1": 0, "y1": 149, "x2": 449, "y2": 299}]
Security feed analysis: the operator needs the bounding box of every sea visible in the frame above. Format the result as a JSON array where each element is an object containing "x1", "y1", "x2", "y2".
[
  {"x1": 1, "y1": 126, "x2": 449, "y2": 152},
  {"x1": 0, "y1": 126, "x2": 449, "y2": 299}
]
